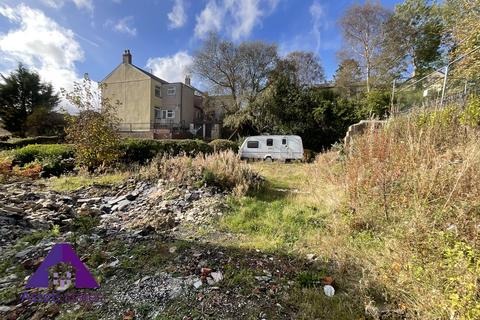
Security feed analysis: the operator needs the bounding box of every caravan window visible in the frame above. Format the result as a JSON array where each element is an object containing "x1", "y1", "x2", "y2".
[
  {"x1": 282, "y1": 138, "x2": 287, "y2": 145},
  {"x1": 266, "y1": 138, "x2": 273, "y2": 146},
  {"x1": 247, "y1": 141, "x2": 259, "y2": 148}
]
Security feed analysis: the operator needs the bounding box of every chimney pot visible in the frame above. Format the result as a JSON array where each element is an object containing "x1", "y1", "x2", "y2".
[
  {"x1": 122, "y1": 49, "x2": 132, "y2": 64},
  {"x1": 185, "y1": 75, "x2": 191, "y2": 86}
]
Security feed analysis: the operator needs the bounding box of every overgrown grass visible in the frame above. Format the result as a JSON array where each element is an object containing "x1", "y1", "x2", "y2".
[
  {"x1": 140, "y1": 151, "x2": 263, "y2": 195},
  {"x1": 47, "y1": 172, "x2": 129, "y2": 191},
  {"x1": 219, "y1": 103, "x2": 480, "y2": 319}
]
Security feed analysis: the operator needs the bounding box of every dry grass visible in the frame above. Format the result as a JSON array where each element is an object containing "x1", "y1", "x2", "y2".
[
  {"x1": 140, "y1": 150, "x2": 263, "y2": 196},
  {"x1": 309, "y1": 107, "x2": 480, "y2": 319}
]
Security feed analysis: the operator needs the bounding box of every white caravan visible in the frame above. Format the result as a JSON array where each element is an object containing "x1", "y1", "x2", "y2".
[{"x1": 239, "y1": 135, "x2": 304, "y2": 161}]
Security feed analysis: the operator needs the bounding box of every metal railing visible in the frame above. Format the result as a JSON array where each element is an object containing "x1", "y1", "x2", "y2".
[{"x1": 391, "y1": 45, "x2": 480, "y2": 115}]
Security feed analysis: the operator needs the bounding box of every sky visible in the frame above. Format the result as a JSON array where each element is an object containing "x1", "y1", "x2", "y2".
[{"x1": 0, "y1": 0, "x2": 401, "y2": 96}]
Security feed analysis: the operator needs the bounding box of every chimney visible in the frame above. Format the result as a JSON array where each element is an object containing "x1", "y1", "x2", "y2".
[
  {"x1": 122, "y1": 49, "x2": 132, "y2": 64},
  {"x1": 185, "y1": 75, "x2": 191, "y2": 86}
]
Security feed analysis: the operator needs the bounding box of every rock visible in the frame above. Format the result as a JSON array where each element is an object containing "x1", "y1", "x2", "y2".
[
  {"x1": 77, "y1": 197, "x2": 102, "y2": 204},
  {"x1": 306, "y1": 253, "x2": 316, "y2": 261},
  {"x1": 116, "y1": 200, "x2": 131, "y2": 211},
  {"x1": 193, "y1": 279, "x2": 203, "y2": 289},
  {"x1": 210, "y1": 271, "x2": 223, "y2": 283},
  {"x1": 0, "y1": 306, "x2": 12, "y2": 312},
  {"x1": 15, "y1": 249, "x2": 31, "y2": 259},
  {"x1": 255, "y1": 276, "x2": 271, "y2": 282}
]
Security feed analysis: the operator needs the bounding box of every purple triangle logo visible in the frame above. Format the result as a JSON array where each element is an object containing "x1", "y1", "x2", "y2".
[{"x1": 26, "y1": 243, "x2": 99, "y2": 289}]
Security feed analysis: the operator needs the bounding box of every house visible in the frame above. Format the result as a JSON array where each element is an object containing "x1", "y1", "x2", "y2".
[{"x1": 101, "y1": 50, "x2": 220, "y2": 139}]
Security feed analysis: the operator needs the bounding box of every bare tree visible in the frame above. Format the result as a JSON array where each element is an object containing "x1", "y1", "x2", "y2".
[
  {"x1": 190, "y1": 33, "x2": 278, "y2": 120},
  {"x1": 284, "y1": 51, "x2": 325, "y2": 86},
  {"x1": 339, "y1": 2, "x2": 392, "y2": 92}
]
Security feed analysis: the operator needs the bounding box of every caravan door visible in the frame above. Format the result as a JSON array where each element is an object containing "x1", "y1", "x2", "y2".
[{"x1": 281, "y1": 137, "x2": 293, "y2": 160}]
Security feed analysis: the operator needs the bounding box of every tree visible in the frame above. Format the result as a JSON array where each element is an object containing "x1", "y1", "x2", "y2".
[
  {"x1": 0, "y1": 64, "x2": 59, "y2": 136},
  {"x1": 334, "y1": 59, "x2": 363, "y2": 98},
  {"x1": 339, "y1": 2, "x2": 392, "y2": 92},
  {"x1": 25, "y1": 107, "x2": 66, "y2": 136},
  {"x1": 284, "y1": 51, "x2": 325, "y2": 86},
  {"x1": 442, "y1": 0, "x2": 480, "y2": 79},
  {"x1": 391, "y1": 0, "x2": 444, "y2": 77},
  {"x1": 191, "y1": 33, "x2": 278, "y2": 131},
  {"x1": 62, "y1": 75, "x2": 122, "y2": 169}
]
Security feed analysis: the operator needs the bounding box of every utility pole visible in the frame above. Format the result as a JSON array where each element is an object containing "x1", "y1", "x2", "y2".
[
  {"x1": 440, "y1": 64, "x2": 449, "y2": 107},
  {"x1": 390, "y1": 79, "x2": 396, "y2": 116}
]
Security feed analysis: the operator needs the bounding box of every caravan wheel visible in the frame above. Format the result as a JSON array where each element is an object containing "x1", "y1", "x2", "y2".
[{"x1": 264, "y1": 156, "x2": 273, "y2": 162}]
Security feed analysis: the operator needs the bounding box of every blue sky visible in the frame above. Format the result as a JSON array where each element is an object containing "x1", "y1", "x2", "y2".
[{"x1": 0, "y1": 0, "x2": 401, "y2": 93}]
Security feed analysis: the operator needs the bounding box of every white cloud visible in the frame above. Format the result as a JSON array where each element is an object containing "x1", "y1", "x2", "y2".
[
  {"x1": 41, "y1": 0, "x2": 94, "y2": 13},
  {"x1": 168, "y1": 0, "x2": 187, "y2": 29},
  {"x1": 309, "y1": 0, "x2": 324, "y2": 53},
  {"x1": 194, "y1": 0, "x2": 224, "y2": 38},
  {"x1": 106, "y1": 16, "x2": 137, "y2": 37},
  {"x1": 146, "y1": 51, "x2": 193, "y2": 83},
  {"x1": 194, "y1": 0, "x2": 279, "y2": 40},
  {"x1": 0, "y1": 4, "x2": 84, "y2": 112}
]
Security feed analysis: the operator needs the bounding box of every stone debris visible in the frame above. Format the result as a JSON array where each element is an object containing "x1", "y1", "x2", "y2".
[{"x1": 0, "y1": 178, "x2": 225, "y2": 250}]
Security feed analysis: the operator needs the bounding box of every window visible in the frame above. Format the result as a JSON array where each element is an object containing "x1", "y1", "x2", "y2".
[
  {"x1": 155, "y1": 85, "x2": 161, "y2": 98},
  {"x1": 161, "y1": 109, "x2": 175, "y2": 119},
  {"x1": 247, "y1": 141, "x2": 259, "y2": 148},
  {"x1": 266, "y1": 138, "x2": 273, "y2": 146},
  {"x1": 282, "y1": 138, "x2": 287, "y2": 145},
  {"x1": 155, "y1": 108, "x2": 161, "y2": 119},
  {"x1": 167, "y1": 86, "x2": 176, "y2": 96}
]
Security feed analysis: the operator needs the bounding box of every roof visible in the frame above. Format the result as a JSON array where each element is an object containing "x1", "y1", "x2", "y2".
[{"x1": 132, "y1": 65, "x2": 169, "y2": 84}]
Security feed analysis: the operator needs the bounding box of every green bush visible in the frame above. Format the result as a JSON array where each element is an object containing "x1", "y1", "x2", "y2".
[
  {"x1": 0, "y1": 136, "x2": 61, "y2": 150},
  {"x1": 13, "y1": 144, "x2": 74, "y2": 165},
  {"x1": 120, "y1": 139, "x2": 213, "y2": 164},
  {"x1": 209, "y1": 139, "x2": 239, "y2": 153},
  {"x1": 12, "y1": 144, "x2": 75, "y2": 176}
]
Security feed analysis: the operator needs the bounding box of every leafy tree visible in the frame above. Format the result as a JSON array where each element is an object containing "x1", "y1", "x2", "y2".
[
  {"x1": 0, "y1": 64, "x2": 59, "y2": 136},
  {"x1": 62, "y1": 75, "x2": 122, "y2": 169},
  {"x1": 391, "y1": 0, "x2": 444, "y2": 77},
  {"x1": 25, "y1": 107, "x2": 66, "y2": 136},
  {"x1": 442, "y1": 0, "x2": 480, "y2": 79},
  {"x1": 284, "y1": 51, "x2": 325, "y2": 87},
  {"x1": 250, "y1": 62, "x2": 361, "y2": 150},
  {"x1": 339, "y1": 2, "x2": 392, "y2": 92},
  {"x1": 334, "y1": 59, "x2": 363, "y2": 98}
]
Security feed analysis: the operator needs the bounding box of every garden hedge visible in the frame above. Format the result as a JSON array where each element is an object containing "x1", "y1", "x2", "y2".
[
  {"x1": 0, "y1": 136, "x2": 61, "y2": 150},
  {"x1": 208, "y1": 139, "x2": 239, "y2": 153},
  {"x1": 12, "y1": 144, "x2": 75, "y2": 176},
  {"x1": 120, "y1": 138, "x2": 214, "y2": 164}
]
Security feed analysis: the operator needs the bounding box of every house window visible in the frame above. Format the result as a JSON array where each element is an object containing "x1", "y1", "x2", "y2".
[
  {"x1": 161, "y1": 109, "x2": 175, "y2": 119},
  {"x1": 247, "y1": 141, "x2": 259, "y2": 148},
  {"x1": 282, "y1": 138, "x2": 287, "y2": 145},
  {"x1": 167, "y1": 86, "x2": 176, "y2": 96},
  {"x1": 155, "y1": 85, "x2": 161, "y2": 98},
  {"x1": 266, "y1": 138, "x2": 273, "y2": 146},
  {"x1": 155, "y1": 108, "x2": 161, "y2": 119}
]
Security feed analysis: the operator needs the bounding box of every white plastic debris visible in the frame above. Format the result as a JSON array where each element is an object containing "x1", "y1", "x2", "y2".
[{"x1": 323, "y1": 285, "x2": 335, "y2": 297}]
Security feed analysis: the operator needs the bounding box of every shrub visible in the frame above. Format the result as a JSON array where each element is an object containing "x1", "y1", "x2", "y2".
[
  {"x1": 12, "y1": 144, "x2": 75, "y2": 176},
  {"x1": 140, "y1": 151, "x2": 263, "y2": 195},
  {"x1": 12, "y1": 162, "x2": 43, "y2": 179},
  {"x1": 312, "y1": 105, "x2": 480, "y2": 318},
  {"x1": 13, "y1": 144, "x2": 74, "y2": 165},
  {"x1": 120, "y1": 138, "x2": 213, "y2": 164},
  {"x1": 63, "y1": 75, "x2": 123, "y2": 168},
  {"x1": 460, "y1": 95, "x2": 480, "y2": 128},
  {"x1": 209, "y1": 139, "x2": 239, "y2": 153},
  {"x1": 0, "y1": 136, "x2": 61, "y2": 150}
]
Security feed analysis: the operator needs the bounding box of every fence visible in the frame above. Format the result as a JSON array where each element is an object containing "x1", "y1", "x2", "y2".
[{"x1": 391, "y1": 45, "x2": 480, "y2": 115}]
